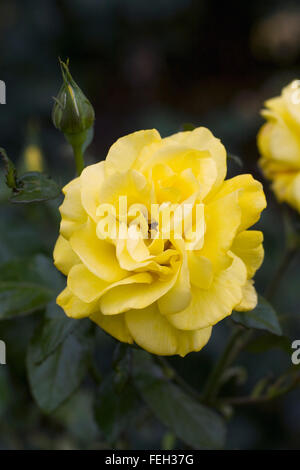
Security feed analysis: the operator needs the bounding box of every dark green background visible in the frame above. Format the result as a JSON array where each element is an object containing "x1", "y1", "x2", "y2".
[{"x1": 0, "y1": 0, "x2": 299, "y2": 450}]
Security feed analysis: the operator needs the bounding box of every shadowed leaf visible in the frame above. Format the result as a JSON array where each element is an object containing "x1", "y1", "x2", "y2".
[
  {"x1": 232, "y1": 295, "x2": 282, "y2": 336},
  {"x1": 132, "y1": 350, "x2": 226, "y2": 449},
  {"x1": 27, "y1": 320, "x2": 93, "y2": 413}
]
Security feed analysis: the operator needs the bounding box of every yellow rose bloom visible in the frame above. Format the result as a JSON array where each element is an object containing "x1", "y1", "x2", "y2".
[
  {"x1": 54, "y1": 127, "x2": 266, "y2": 356},
  {"x1": 258, "y1": 80, "x2": 300, "y2": 212}
]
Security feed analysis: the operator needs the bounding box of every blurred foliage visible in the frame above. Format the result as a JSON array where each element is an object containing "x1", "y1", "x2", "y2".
[{"x1": 0, "y1": 0, "x2": 300, "y2": 450}]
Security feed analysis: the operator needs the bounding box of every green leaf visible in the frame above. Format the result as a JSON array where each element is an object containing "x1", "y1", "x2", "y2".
[
  {"x1": 0, "y1": 254, "x2": 63, "y2": 291},
  {"x1": 94, "y1": 373, "x2": 139, "y2": 444},
  {"x1": 0, "y1": 255, "x2": 64, "y2": 319},
  {"x1": 54, "y1": 390, "x2": 100, "y2": 444},
  {"x1": 246, "y1": 334, "x2": 291, "y2": 354},
  {"x1": 0, "y1": 147, "x2": 18, "y2": 189},
  {"x1": 0, "y1": 282, "x2": 53, "y2": 320},
  {"x1": 29, "y1": 301, "x2": 78, "y2": 364},
  {"x1": 27, "y1": 320, "x2": 93, "y2": 413},
  {"x1": 112, "y1": 343, "x2": 133, "y2": 392},
  {"x1": 232, "y1": 295, "x2": 282, "y2": 336},
  {"x1": 10, "y1": 172, "x2": 60, "y2": 203},
  {"x1": 1, "y1": 147, "x2": 60, "y2": 203},
  {"x1": 132, "y1": 351, "x2": 226, "y2": 450},
  {"x1": 0, "y1": 206, "x2": 48, "y2": 263}
]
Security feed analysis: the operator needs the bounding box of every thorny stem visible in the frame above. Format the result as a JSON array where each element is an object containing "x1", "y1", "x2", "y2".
[
  {"x1": 155, "y1": 356, "x2": 203, "y2": 403},
  {"x1": 264, "y1": 245, "x2": 299, "y2": 300},
  {"x1": 221, "y1": 374, "x2": 300, "y2": 406},
  {"x1": 202, "y1": 327, "x2": 252, "y2": 405}
]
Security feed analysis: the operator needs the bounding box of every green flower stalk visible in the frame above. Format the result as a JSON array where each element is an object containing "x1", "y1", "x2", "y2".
[{"x1": 52, "y1": 58, "x2": 95, "y2": 175}]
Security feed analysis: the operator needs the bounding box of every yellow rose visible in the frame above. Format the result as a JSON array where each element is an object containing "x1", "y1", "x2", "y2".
[
  {"x1": 54, "y1": 127, "x2": 266, "y2": 357},
  {"x1": 258, "y1": 80, "x2": 300, "y2": 213}
]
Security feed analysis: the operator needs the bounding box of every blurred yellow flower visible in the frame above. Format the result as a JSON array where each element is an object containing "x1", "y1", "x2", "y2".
[
  {"x1": 258, "y1": 80, "x2": 300, "y2": 212},
  {"x1": 54, "y1": 127, "x2": 266, "y2": 356},
  {"x1": 22, "y1": 145, "x2": 44, "y2": 172}
]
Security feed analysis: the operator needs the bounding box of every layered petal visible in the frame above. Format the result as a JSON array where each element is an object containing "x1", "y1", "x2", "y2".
[
  {"x1": 91, "y1": 312, "x2": 133, "y2": 344},
  {"x1": 70, "y1": 218, "x2": 128, "y2": 282},
  {"x1": 125, "y1": 303, "x2": 212, "y2": 357},
  {"x1": 187, "y1": 253, "x2": 213, "y2": 289},
  {"x1": 211, "y1": 174, "x2": 267, "y2": 232},
  {"x1": 272, "y1": 172, "x2": 300, "y2": 212},
  {"x1": 258, "y1": 121, "x2": 300, "y2": 170},
  {"x1": 56, "y1": 287, "x2": 98, "y2": 319},
  {"x1": 99, "y1": 263, "x2": 179, "y2": 315},
  {"x1": 199, "y1": 190, "x2": 241, "y2": 272},
  {"x1": 231, "y1": 230, "x2": 264, "y2": 278},
  {"x1": 166, "y1": 255, "x2": 247, "y2": 331},
  {"x1": 53, "y1": 235, "x2": 80, "y2": 276},
  {"x1": 68, "y1": 263, "x2": 152, "y2": 303},
  {"x1": 158, "y1": 250, "x2": 191, "y2": 315},
  {"x1": 163, "y1": 127, "x2": 227, "y2": 195},
  {"x1": 59, "y1": 178, "x2": 87, "y2": 239},
  {"x1": 235, "y1": 280, "x2": 257, "y2": 312},
  {"x1": 80, "y1": 161, "x2": 105, "y2": 221},
  {"x1": 105, "y1": 129, "x2": 161, "y2": 175}
]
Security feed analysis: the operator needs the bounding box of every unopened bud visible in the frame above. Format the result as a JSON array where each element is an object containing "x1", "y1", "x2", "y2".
[{"x1": 52, "y1": 59, "x2": 95, "y2": 137}]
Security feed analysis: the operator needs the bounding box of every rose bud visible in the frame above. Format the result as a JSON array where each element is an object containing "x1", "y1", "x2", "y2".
[{"x1": 52, "y1": 59, "x2": 95, "y2": 174}]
